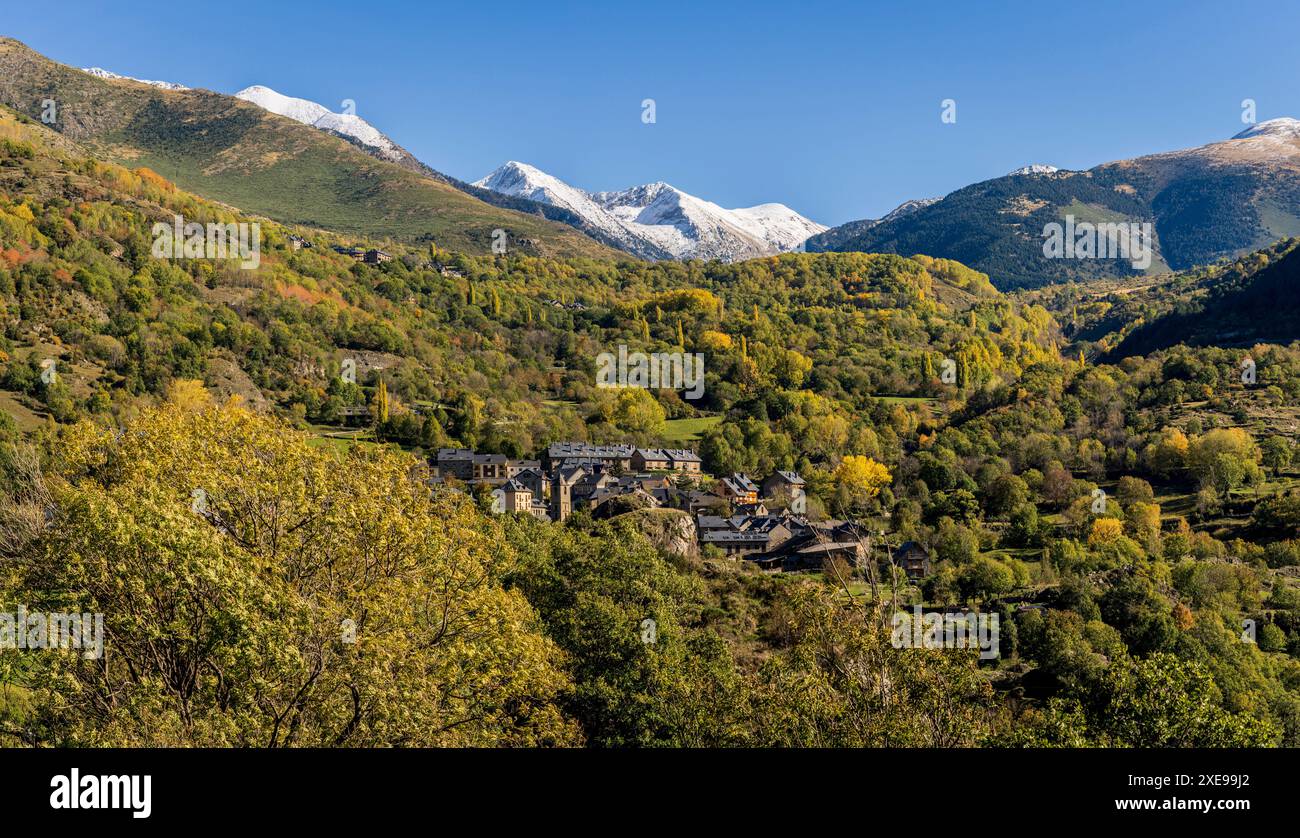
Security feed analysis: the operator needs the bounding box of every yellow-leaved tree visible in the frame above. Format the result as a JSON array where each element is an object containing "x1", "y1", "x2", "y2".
[
  {"x1": 831, "y1": 454, "x2": 892, "y2": 518},
  {"x1": 7, "y1": 385, "x2": 580, "y2": 747}
]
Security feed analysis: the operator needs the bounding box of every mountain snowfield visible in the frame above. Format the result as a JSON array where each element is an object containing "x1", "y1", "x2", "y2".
[
  {"x1": 1233, "y1": 117, "x2": 1300, "y2": 141},
  {"x1": 1226, "y1": 117, "x2": 1300, "y2": 160},
  {"x1": 475, "y1": 161, "x2": 826, "y2": 261},
  {"x1": 233, "y1": 85, "x2": 405, "y2": 163},
  {"x1": 81, "y1": 67, "x2": 189, "y2": 91},
  {"x1": 1008, "y1": 164, "x2": 1060, "y2": 176}
]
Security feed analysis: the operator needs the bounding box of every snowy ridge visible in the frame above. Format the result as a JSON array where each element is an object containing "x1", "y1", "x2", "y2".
[
  {"x1": 1232, "y1": 117, "x2": 1300, "y2": 142},
  {"x1": 1008, "y1": 163, "x2": 1060, "y2": 176},
  {"x1": 1227, "y1": 114, "x2": 1300, "y2": 155},
  {"x1": 472, "y1": 161, "x2": 647, "y2": 253},
  {"x1": 234, "y1": 85, "x2": 403, "y2": 162},
  {"x1": 82, "y1": 67, "x2": 188, "y2": 91},
  {"x1": 475, "y1": 162, "x2": 825, "y2": 261}
]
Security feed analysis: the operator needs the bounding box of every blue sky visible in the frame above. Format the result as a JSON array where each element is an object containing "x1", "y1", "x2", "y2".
[{"x1": 6, "y1": 0, "x2": 1300, "y2": 225}]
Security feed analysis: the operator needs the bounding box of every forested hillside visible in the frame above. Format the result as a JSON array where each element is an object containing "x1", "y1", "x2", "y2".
[
  {"x1": 1111, "y1": 240, "x2": 1300, "y2": 356},
  {"x1": 811, "y1": 126, "x2": 1300, "y2": 289},
  {"x1": 0, "y1": 38, "x2": 619, "y2": 260},
  {"x1": 3, "y1": 96, "x2": 1300, "y2": 749}
]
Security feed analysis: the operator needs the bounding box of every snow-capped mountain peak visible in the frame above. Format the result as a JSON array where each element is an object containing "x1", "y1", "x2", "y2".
[
  {"x1": 235, "y1": 85, "x2": 330, "y2": 124},
  {"x1": 475, "y1": 162, "x2": 825, "y2": 261},
  {"x1": 1232, "y1": 117, "x2": 1300, "y2": 141},
  {"x1": 234, "y1": 85, "x2": 403, "y2": 162},
  {"x1": 82, "y1": 67, "x2": 188, "y2": 91},
  {"x1": 1008, "y1": 163, "x2": 1060, "y2": 176},
  {"x1": 473, "y1": 161, "x2": 655, "y2": 254},
  {"x1": 475, "y1": 161, "x2": 598, "y2": 217}
]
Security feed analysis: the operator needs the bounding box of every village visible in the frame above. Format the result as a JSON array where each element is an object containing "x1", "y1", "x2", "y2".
[{"x1": 429, "y1": 442, "x2": 932, "y2": 577}]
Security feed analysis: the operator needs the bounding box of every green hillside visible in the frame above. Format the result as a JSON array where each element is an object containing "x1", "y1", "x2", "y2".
[
  {"x1": 810, "y1": 148, "x2": 1300, "y2": 290},
  {"x1": 0, "y1": 103, "x2": 1044, "y2": 453},
  {"x1": 1112, "y1": 238, "x2": 1300, "y2": 356},
  {"x1": 0, "y1": 37, "x2": 621, "y2": 260},
  {"x1": 4, "y1": 98, "x2": 1300, "y2": 750}
]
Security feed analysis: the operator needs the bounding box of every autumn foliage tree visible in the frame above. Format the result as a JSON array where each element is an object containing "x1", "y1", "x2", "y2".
[
  {"x1": 831, "y1": 454, "x2": 892, "y2": 518},
  {"x1": 6, "y1": 388, "x2": 579, "y2": 747}
]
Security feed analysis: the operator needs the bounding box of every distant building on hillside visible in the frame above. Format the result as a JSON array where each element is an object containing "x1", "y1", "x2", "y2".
[
  {"x1": 544, "y1": 443, "x2": 635, "y2": 471},
  {"x1": 700, "y1": 530, "x2": 773, "y2": 558},
  {"x1": 621, "y1": 474, "x2": 673, "y2": 493},
  {"x1": 696, "y1": 513, "x2": 733, "y2": 534},
  {"x1": 431, "y1": 440, "x2": 702, "y2": 522},
  {"x1": 686, "y1": 490, "x2": 727, "y2": 514},
  {"x1": 551, "y1": 465, "x2": 586, "y2": 522},
  {"x1": 433, "y1": 449, "x2": 510, "y2": 483},
  {"x1": 762, "y1": 470, "x2": 804, "y2": 500},
  {"x1": 501, "y1": 479, "x2": 532, "y2": 513},
  {"x1": 508, "y1": 459, "x2": 541, "y2": 476},
  {"x1": 632, "y1": 448, "x2": 671, "y2": 471},
  {"x1": 892, "y1": 541, "x2": 932, "y2": 579},
  {"x1": 434, "y1": 448, "x2": 476, "y2": 481},
  {"x1": 572, "y1": 469, "x2": 618, "y2": 504},
  {"x1": 512, "y1": 466, "x2": 548, "y2": 500},
  {"x1": 663, "y1": 449, "x2": 702, "y2": 473},
  {"x1": 715, "y1": 474, "x2": 760, "y2": 505},
  {"x1": 472, "y1": 453, "x2": 509, "y2": 482}
]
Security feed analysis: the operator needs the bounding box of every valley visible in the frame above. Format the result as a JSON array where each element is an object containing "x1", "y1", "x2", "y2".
[{"x1": 1, "y1": 33, "x2": 1300, "y2": 756}]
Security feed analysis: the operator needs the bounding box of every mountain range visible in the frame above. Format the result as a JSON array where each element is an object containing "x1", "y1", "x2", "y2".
[
  {"x1": 227, "y1": 91, "x2": 827, "y2": 261},
  {"x1": 8, "y1": 38, "x2": 1300, "y2": 282},
  {"x1": 473, "y1": 161, "x2": 825, "y2": 261},
  {"x1": 0, "y1": 38, "x2": 618, "y2": 259},
  {"x1": 810, "y1": 120, "x2": 1300, "y2": 288},
  {"x1": 58, "y1": 56, "x2": 831, "y2": 262}
]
